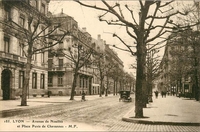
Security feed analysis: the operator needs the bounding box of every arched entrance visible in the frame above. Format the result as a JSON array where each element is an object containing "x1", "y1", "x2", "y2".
[{"x1": 1, "y1": 69, "x2": 11, "y2": 100}]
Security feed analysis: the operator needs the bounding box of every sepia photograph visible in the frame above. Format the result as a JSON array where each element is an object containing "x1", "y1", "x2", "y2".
[{"x1": 0, "y1": 0, "x2": 200, "y2": 131}]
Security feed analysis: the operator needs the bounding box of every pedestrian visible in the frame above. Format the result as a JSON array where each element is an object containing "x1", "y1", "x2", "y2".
[
  {"x1": 164, "y1": 92, "x2": 167, "y2": 98},
  {"x1": 81, "y1": 91, "x2": 86, "y2": 101},
  {"x1": 167, "y1": 91, "x2": 170, "y2": 96},
  {"x1": 47, "y1": 91, "x2": 51, "y2": 98},
  {"x1": 161, "y1": 91, "x2": 164, "y2": 98},
  {"x1": 154, "y1": 91, "x2": 158, "y2": 98}
]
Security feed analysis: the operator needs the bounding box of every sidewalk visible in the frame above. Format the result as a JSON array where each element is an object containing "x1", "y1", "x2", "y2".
[
  {"x1": 122, "y1": 95, "x2": 200, "y2": 126},
  {"x1": 0, "y1": 94, "x2": 104, "y2": 112}
]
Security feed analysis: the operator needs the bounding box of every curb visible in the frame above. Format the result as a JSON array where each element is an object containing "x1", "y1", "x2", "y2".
[
  {"x1": 122, "y1": 117, "x2": 200, "y2": 126},
  {"x1": 122, "y1": 108, "x2": 200, "y2": 126}
]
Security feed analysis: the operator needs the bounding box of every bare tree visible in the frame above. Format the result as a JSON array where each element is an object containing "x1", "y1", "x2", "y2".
[
  {"x1": 146, "y1": 48, "x2": 161, "y2": 102},
  {"x1": 74, "y1": 0, "x2": 198, "y2": 118},
  {"x1": 92, "y1": 52, "x2": 117, "y2": 97},
  {"x1": 56, "y1": 33, "x2": 95, "y2": 100},
  {"x1": 169, "y1": 30, "x2": 200, "y2": 100},
  {"x1": 1, "y1": 1, "x2": 68, "y2": 106},
  {"x1": 166, "y1": 1, "x2": 200, "y2": 100}
]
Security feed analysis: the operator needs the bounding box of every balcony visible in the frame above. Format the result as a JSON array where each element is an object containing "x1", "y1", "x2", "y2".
[
  {"x1": 48, "y1": 66, "x2": 66, "y2": 72},
  {"x1": 78, "y1": 69, "x2": 93, "y2": 77},
  {"x1": 0, "y1": 51, "x2": 26, "y2": 64}
]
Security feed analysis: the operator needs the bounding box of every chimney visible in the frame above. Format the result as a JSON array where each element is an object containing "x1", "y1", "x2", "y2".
[
  {"x1": 98, "y1": 34, "x2": 101, "y2": 40},
  {"x1": 82, "y1": 27, "x2": 86, "y2": 32},
  {"x1": 61, "y1": 8, "x2": 63, "y2": 14}
]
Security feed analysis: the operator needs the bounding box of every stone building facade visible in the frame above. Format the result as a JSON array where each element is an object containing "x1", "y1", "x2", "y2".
[
  {"x1": 48, "y1": 11, "x2": 105, "y2": 96},
  {"x1": 0, "y1": 0, "x2": 50, "y2": 100}
]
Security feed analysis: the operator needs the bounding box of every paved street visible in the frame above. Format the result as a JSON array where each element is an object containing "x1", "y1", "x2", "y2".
[{"x1": 1, "y1": 94, "x2": 200, "y2": 131}]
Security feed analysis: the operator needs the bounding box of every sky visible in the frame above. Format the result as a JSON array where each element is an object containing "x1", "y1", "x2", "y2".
[
  {"x1": 48, "y1": 1, "x2": 192, "y2": 75},
  {"x1": 49, "y1": 1, "x2": 139, "y2": 75}
]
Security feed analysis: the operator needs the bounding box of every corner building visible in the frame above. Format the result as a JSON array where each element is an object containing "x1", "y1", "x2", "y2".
[{"x1": 48, "y1": 11, "x2": 100, "y2": 96}]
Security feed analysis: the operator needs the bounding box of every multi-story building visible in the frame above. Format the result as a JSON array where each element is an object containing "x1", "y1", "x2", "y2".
[
  {"x1": 48, "y1": 11, "x2": 78, "y2": 96},
  {"x1": 91, "y1": 34, "x2": 105, "y2": 95},
  {"x1": 157, "y1": 30, "x2": 199, "y2": 98},
  {"x1": 104, "y1": 44, "x2": 124, "y2": 95},
  {"x1": 0, "y1": 0, "x2": 50, "y2": 100},
  {"x1": 48, "y1": 11, "x2": 104, "y2": 96}
]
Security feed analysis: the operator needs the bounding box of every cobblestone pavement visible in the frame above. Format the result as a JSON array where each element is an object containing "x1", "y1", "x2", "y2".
[
  {"x1": 1, "y1": 95, "x2": 200, "y2": 131},
  {"x1": 108, "y1": 120, "x2": 200, "y2": 132}
]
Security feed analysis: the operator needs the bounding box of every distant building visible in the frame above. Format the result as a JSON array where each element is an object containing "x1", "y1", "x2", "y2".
[
  {"x1": 104, "y1": 44, "x2": 124, "y2": 95},
  {"x1": 157, "y1": 30, "x2": 199, "y2": 98},
  {"x1": 91, "y1": 35, "x2": 105, "y2": 95}
]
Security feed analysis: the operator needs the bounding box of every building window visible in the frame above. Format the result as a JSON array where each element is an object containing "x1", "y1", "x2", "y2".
[
  {"x1": 58, "y1": 59, "x2": 63, "y2": 70},
  {"x1": 32, "y1": 72, "x2": 37, "y2": 89},
  {"x1": 48, "y1": 74, "x2": 53, "y2": 87},
  {"x1": 32, "y1": 48, "x2": 37, "y2": 61},
  {"x1": 58, "y1": 75, "x2": 63, "y2": 86},
  {"x1": 19, "y1": 15, "x2": 25, "y2": 28},
  {"x1": 4, "y1": 6, "x2": 11, "y2": 21},
  {"x1": 48, "y1": 59, "x2": 53, "y2": 69},
  {"x1": 59, "y1": 41, "x2": 63, "y2": 49},
  {"x1": 93, "y1": 87, "x2": 95, "y2": 94},
  {"x1": 86, "y1": 78, "x2": 88, "y2": 88},
  {"x1": 19, "y1": 71, "x2": 24, "y2": 89},
  {"x1": 41, "y1": 52, "x2": 45, "y2": 63},
  {"x1": 80, "y1": 77, "x2": 82, "y2": 87},
  {"x1": 19, "y1": 43, "x2": 25, "y2": 57},
  {"x1": 83, "y1": 78, "x2": 85, "y2": 88},
  {"x1": 40, "y1": 74, "x2": 45, "y2": 89},
  {"x1": 4, "y1": 37, "x2": 10, "y2": 53},
  {"x1": 185, "y1": 75, "x2": 189, "y2": 81},
  {"x1": 41, "y1": 3, "x2": 45, "y2": 14}
]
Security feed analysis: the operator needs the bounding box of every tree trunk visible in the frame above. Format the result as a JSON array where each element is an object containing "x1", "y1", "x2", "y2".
[
  {"x1": 99, "y1": 78, "x2": 103, "y2": 97},
  {"x1": 21, "y1": 52, "x2": 32, "y2": 106},
  {"x1": 195, "y1": 69, "x2": 199, "y2": 101},
  {"x1": 116, "y1": 79, "x2": 118, "y2": 95},
  {"x1": 70, "y1": 72, "x2": 78, "y2": 100},
  {"x1": 113, "y1": 80, "x2": 116, "y2": 96},
  {"x1": 142, "y1": 77, "x2": 147, "y2": 108},
  {"x1": 135, "y1": 44, "x2": 145, "y2": 118},
  {"x1": 105, "y1": 76, "x2": 109, "y2": 96},
  {"x1": 148, "y1": 74, "x2": 153, "y2": 103},
  {"x1": 135, "y1": 38, "x2": 146, "y2": 118}
]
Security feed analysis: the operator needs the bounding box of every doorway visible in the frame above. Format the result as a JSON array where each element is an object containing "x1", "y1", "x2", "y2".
[{"x1": 1, "y1": 69, "x2": 11, "y2": 100}]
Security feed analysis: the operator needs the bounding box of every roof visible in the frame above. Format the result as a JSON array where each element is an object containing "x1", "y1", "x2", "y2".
[{"x1": 52, "y1": 12, "x2": 69, "y2": 17}]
